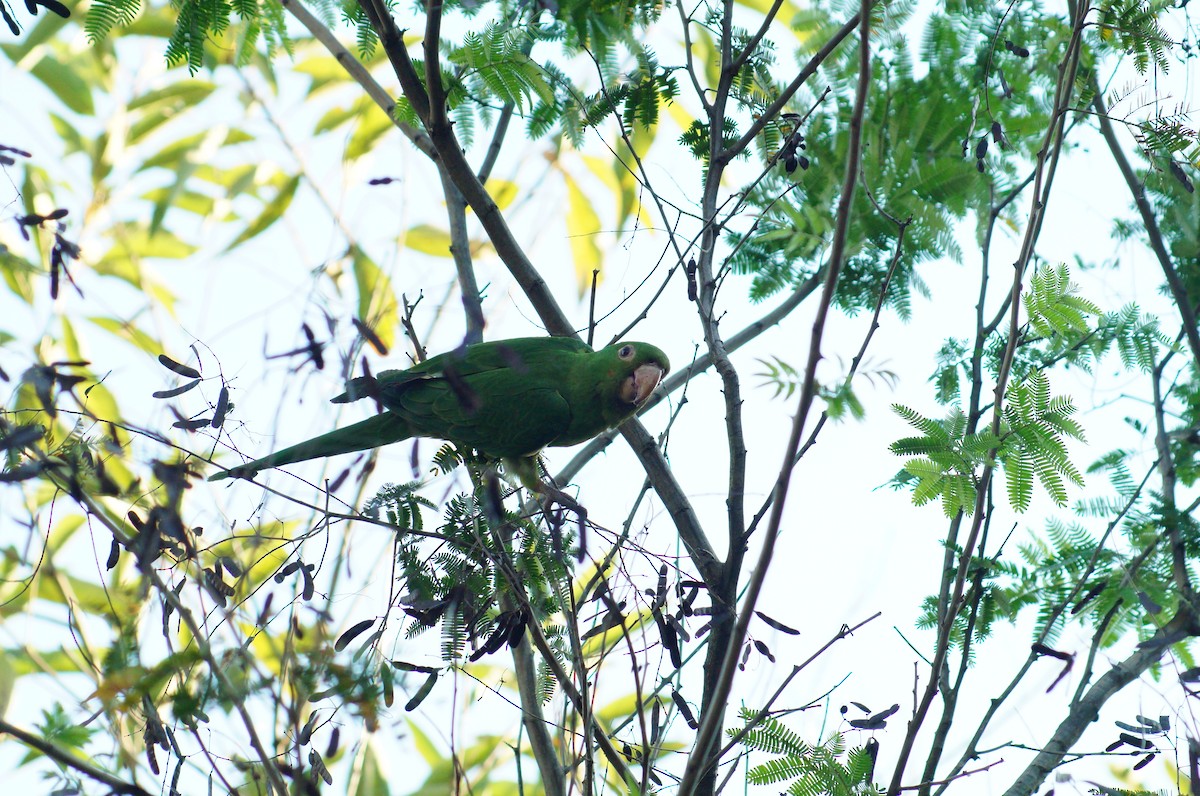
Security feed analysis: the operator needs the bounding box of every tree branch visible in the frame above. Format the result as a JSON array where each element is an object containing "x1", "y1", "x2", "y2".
[
  {"x1": 886, "y1": 10, "x2": 1088, "y2": 790},
  {"x1": 0, "y1": 718, "x2": 153, "y2": 796},
  {"x1": 281, "y1": 0, "x2": 434, "y2": 158},
  {"x1": 1000, "y1": 609, "x2": 1198, "y2": 796},
  {"x1": 720, "y1": 9, "x2": 863, "y2": 163},
  {"x1": 677, "y1": 0, "x2": 873, "y2": 791},
  {"x1": 356, "y1": 0, "x2": 709, "y2": 575}
]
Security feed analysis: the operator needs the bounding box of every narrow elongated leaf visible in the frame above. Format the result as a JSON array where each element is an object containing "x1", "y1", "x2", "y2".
[
  {"x1": 352, "y1": 252, "x2": 399, "y2": 353},
  {"x1": 227, "y1": 174, "x2": 301, "y2": 249},
  {"x1": 31, "y1": 55, "x2": 94, "y2": 115},
  {"x1": 88, "y1": 317, "x2": 161, "y2": 355},
  {"x1": 562, "y1": 169, "x2": 602, "y2": 296}
]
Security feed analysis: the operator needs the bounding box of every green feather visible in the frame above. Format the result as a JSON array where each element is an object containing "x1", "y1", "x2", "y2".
[{"x1": 209, "y1": 413, "x2": 411, "y2": 480}]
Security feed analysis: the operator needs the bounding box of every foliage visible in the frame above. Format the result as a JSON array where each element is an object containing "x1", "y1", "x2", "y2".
[{"x1": 733, "y1": 710, "x2": 883, "y2": 796}]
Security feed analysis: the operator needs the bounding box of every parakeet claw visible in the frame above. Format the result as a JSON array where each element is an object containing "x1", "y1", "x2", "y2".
[{"x1": 536, "y1": 482, "x2": 588, "y2": 562}]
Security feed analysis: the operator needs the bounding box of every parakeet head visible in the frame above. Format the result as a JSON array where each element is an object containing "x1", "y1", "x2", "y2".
[{"x1": 595, "y1": 341, "x2": 670, "y2": 426}]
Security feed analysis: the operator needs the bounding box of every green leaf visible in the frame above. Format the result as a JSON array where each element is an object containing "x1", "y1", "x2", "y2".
[
  {"x1": 226, "y1": 174, "x2": 301, "y2": 249},
  {"x1": 347, "y1": 738, "x2": 390, "y2": 796},
  {"x1": 406, "y1": 719, "x2": 442, "y2": 767},
  {"x1": 150, "y1": 161, "x2": 199, "y2": 236},
  {"x1": 141, "y1": 187, "x2": 218, "y2": 217},
  {"x1": 87, "y1": 316, "x2": 162, "y2": 356},
  {"x1": 0, "y1": 650, "x2": 13, "y2": 719},
  {"x1": 562, "y1": 169, "x2": 602, "y2": 297},
  {"x1": 86, "y1": 0, "x2": 141, "y2": 43},
  {"x1": 346, "y1": 104, "x2": 393, "y2": 161},
  {"x1": 0, "y1": 11, "x2": 71, "y2": 64},
  {"x1": 47, "y1": 113, "x2": 90, "y2": 157},
  {"x1": 0, "y1": 247, "x2": 37, "y2": 303},
  {"x1": 1023, "y1": 263, "x2": 1099, "y2": 339},
  {"x1": 127, "y1": 80, "x2": 217, "y2": 143},
  {"x1": 352, "y1": 251, "x2": 399, "y2": 353},
  {"x1": 30, "y1": 55, "x2": 95, "y2": 115},
  {"x1": 95, "y1": 225, "x2": 197, "y2": 283},
  {"x1": 127, "y1": 79, "x2": 216, "y2": 111},
  {"x1": 140, "y1": 128, "x2": 255, "y2": 171},
  {"x1": 314, "y1": 103, "x2": 361, "y2": 134}
]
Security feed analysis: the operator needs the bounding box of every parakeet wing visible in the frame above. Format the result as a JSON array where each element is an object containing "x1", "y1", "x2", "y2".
[
  {"x1": 347, "y1": 337, "x2": 591, "y2": 458},
  {"x1": 396, "y1": 371, "x2": 573, "y2": 458}
]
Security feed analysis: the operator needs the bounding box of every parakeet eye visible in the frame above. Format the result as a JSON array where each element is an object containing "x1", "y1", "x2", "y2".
[{"x1": 618, "y1": 344, "x2": 634, "y2": 360}]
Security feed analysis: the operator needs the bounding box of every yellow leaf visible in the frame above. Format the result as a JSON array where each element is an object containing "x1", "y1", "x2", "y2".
[
  {"x1": 485, "y1": 179, "x2": 519, "y2": 211},
  {"x1": 579, "y1": 608, "x2": 653, "y2": 659},
  {"x1": 404, "y1": 225, "x2": 453, "y2": 257},
  {"x1": 353, "y1": 251, "x2": 399, "y2": 353},
  {"x1": 562, "y1": 170, "x2": 603, "y2": 297},
  {"x1": 665, "y1": 101, "x2": 696, "y2": 135},
  {"x1": 88, "y1": 316, "x2": 162, "y2": 357},
  {"x1": 571, "y1": 558, "x2": 617, "y2": 604},
  {"x1": 595, "y1": 692, "x2": 642, "y2": 724},
  {"x1": 0, "y1": 650, "x2": 13, "y2": 719},
  {"x1": 691, "y1": 27, "x2": 721, "y2": 89},
  {"x1": 582, "y1": 154, "x2": 622, "y2": 205},
  {"x1": 227, "y1": 174, "x2": 301, "y2": 250},
  {"x1": 347, "y1": 104, "x2": 394, "y2": 161},
  {"x1": 616, "y1": 129, "x2": 656, "y2": 232},
  {"x1": 97, "y1": 224, "x2": 198, "y2": 272},
  {"x1": 61, "y1": 317, "x2": 124, "y2": 423},
  {"x1": 294, "y1": 55, "x2": 354, "y2": 96}
]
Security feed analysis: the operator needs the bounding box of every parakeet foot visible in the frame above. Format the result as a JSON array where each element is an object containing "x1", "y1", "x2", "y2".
[{"x1": 534, "y1": 480, "x2": 588, "y2": 562}]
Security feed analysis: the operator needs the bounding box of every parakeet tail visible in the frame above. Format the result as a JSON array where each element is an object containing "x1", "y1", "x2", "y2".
[{"x1": 209, "y1": 412, "x2": 412, "y2": 481}]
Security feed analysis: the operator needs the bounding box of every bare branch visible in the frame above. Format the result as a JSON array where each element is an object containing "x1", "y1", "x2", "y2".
[
  {"x1": 677, "y1": 1, "x2": 873, "y2": 791},
  {"x1": 1000, "y1": 609, "x2": 1198, "y2": 796},
  {"x1": 281, "y1": 0, "x2": 434, "y2": 158},
  {"x1": 0, "y1": 718, "x2": 153, "y2": 796}
]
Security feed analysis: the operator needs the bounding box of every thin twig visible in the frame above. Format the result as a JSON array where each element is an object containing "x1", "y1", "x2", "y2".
[
  {"x1": 75, "y1": 494, "x2": 290, "y2": 796},
  {"x1": 886, "y1": 8, "x2": 1090, "y2": 790},
  {"x1": 717, "y1": 613, "x2": 881, "y2": 759},
  {"x1": 279, "y1": 0, "x2": 434, "y2": 158},
  {"x1": 676, "y1": 2, "x2": 873, "y2": 791}
]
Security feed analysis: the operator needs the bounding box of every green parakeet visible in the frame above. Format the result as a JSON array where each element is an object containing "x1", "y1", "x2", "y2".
[{"x1": 208, "y1": 336, "x2": 669, "y2": 483}]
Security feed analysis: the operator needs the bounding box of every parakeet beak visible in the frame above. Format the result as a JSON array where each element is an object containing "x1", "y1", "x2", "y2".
[{"x1": 620, "y1": 363, "x2": 666, "y2": 406}]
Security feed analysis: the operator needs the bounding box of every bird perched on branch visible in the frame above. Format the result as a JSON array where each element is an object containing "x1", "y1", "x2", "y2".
[{"x1": 208, "y1": 336, "x2": 669, "y2": 490}]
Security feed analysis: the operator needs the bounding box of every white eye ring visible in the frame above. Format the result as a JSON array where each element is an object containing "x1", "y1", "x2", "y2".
[{"x1": 618, "y1": 345, "x2": 634, "y2": 360}]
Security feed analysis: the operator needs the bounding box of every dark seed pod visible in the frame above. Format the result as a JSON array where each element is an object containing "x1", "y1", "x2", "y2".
[
  {"x1": 158, "y1": 355, "x2": 201, "y2": 379},
  {"x1": 1004, "y1": 40, "x2": 1031, "y2": 58}
]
